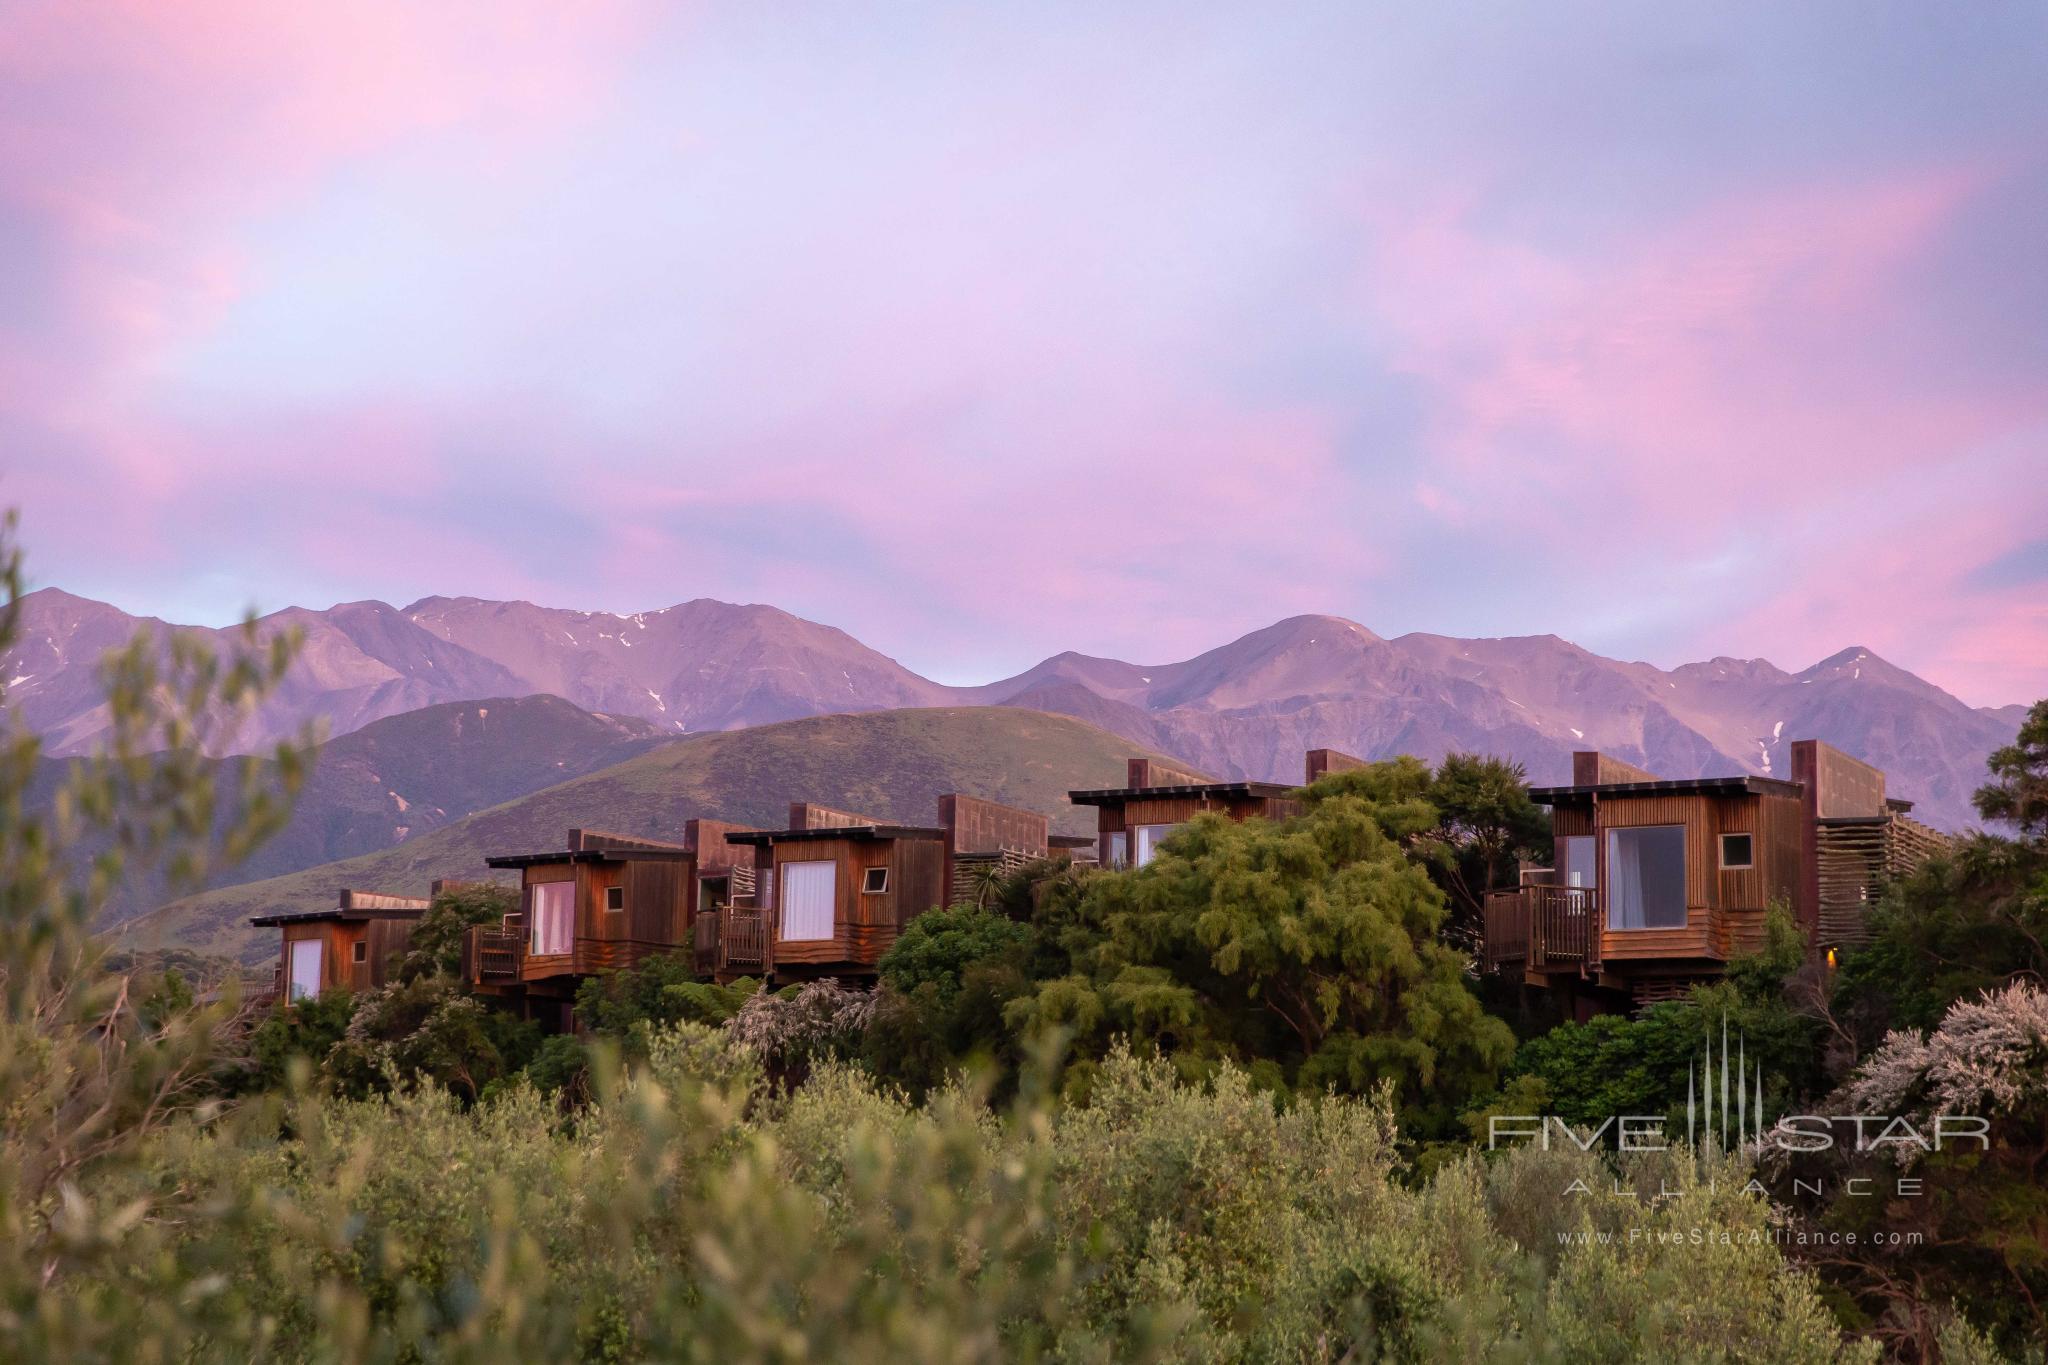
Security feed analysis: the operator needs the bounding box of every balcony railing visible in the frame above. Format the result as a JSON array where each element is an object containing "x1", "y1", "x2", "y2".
[
  {"x1": 463, "y1": 920, "x2": 526, "y2": 985},
  {"x1": 1482, "y1": 886, "x2": 1599, "y2": 974},
  {"x1": 721, "y1": 908, "x2": 769, "y2": 971}
]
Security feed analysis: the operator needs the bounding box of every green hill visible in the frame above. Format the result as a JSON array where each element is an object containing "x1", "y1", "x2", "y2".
[
  {"x1": 60, "y1": 694, "x2": 671, "y2": 930},
  {"x1": 122, "y1": 707, "x2": 1171, "y2": 962}
]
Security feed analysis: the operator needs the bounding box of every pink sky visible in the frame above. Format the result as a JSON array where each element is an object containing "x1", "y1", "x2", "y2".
[{"x1": 2, "y1": 2, "x2": 2044, "y2": 705}]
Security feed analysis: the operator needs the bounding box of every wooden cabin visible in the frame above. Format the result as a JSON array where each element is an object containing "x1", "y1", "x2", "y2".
[
  {"x1": 1068, "y1": 754, "x2": 1338, "y2": 868},
  {"x1": 711, "y1": 794, "x2": 1056, "y2": 984},
  {"x1": 252, "y1": 888, "x2": 432, "y2": 1002},
  {"x1": 463, "y1": 821, "x2": 756, "y2": 1021},
  {"x1": 1481, "y1": 741, "x2": 1949, "y2": 1014}
]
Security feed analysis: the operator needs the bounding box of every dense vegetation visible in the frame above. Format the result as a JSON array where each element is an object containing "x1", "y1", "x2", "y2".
[{"x1": 4, "y1": 513, "x2": 2046, "y2": 1363}]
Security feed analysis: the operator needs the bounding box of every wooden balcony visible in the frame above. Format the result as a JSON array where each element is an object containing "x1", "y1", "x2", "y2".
[
  {"x1": 463, "y1": 922, "x2": 526, "y2": 986},
  {"x1": 1482, "y1": 886, "x2": 1599, "y2": 975},
  {"x1": 718, "y1": 907, "x2": 770, "y2": 975}
]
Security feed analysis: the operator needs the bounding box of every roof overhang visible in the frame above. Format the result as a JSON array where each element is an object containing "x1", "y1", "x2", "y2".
[
  {"x1": 1530, "y1": 775, "x2": 1805, "y2": 806},
  {"x1": 249, "y1": 908, "x2": 428, "y2": 928},
  {"x1": 485, "y1": 849, "x2": 696, "y2": 869},
  {"x1": 1066, "y1": 781, "x2": 1295, "y2": 807},
  {"x1": 724, "y1": 824, "x2": 945, "y2": 846}
]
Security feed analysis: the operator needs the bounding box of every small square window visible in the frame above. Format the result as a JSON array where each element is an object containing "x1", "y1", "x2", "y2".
[
  {"x1": 1719, "y1": 833, "x2": 1754, "y2": 870},
  {"x1": 351, "y1": 941, "x2": 367, "y2": 964},
  {"x1": 861, "y1": 866, "x2": 889, "y2": 894},
  {"x1": 605, "y1": 885, "x2": 625, "y2": 912}
]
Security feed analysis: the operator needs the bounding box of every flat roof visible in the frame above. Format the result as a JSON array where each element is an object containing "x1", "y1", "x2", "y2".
[
  {"x1": 1066, "y1": 780, "x2": 1296, "y2": 807},
  {"x1": 1530, "y1": 775, "x2": 1805, "y2": 805},
  {"x1": 249, "y1": 906, "x2": 427, "y2": 928},
  {"x1": 724, "y1": 824, "x2": 946, "y2": 846},
  {"x1": 485, "y1": 848, "x2": 696, "y2": 869}
]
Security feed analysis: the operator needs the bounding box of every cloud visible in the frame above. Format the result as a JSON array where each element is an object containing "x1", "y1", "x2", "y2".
[{"x1": 2, "y1": 3, "x2": 2044, "y2": 706}]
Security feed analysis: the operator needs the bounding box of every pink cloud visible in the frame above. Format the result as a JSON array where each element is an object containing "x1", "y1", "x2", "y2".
[
  {"x1": 1365, "y1": 167, "x2": 2041, "y2": 538},
  {"x1": 1712, "y1": 453, "x2": 2048, "y2": 706}
]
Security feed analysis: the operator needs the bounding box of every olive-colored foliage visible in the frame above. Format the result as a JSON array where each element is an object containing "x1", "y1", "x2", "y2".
[
  {"x1": 1495, "y1": 908, "x2": 1823, "y2": 1129},
  {"x1": 400, "y1": 880, "x2": 519, "y2": 982},
  {"x1": 574, "y1": 950, "x2": 767, "y2": 1040},
  {"x1": 863, "y1": 904, "x2": 1038, "y2": 1098},
  {"x1": 879, "y1": 903, "x2": 1033, "y2": 1007},
  {"x1": 247, "y1": 988, "x2": 359, "y2": 1092},
  {"x1": 1007, "y1": 760, "x2": 1516, "y2": 1129},
  {"x1": 27, "y1": 1030, "x2": 1873, "y2": 1363},
  {"x1": 325, "y1": 976, "x2": 544, "y2": 1101}
]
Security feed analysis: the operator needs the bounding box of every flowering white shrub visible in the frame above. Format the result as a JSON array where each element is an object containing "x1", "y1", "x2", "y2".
[
  {"x1": 725, "y1": 977, "x2": 877, "y2": 1066},
  {"x1": 1846, "y1": 981, "x2": 2048, "y2": 1126}
]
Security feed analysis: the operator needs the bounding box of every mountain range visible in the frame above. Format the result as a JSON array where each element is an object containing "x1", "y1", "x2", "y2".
[{"x1": 7, "y1": 587, "x2": 2023, "y2": 834}]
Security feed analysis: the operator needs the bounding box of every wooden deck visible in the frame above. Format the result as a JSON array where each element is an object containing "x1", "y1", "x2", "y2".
[{"x1": 1483, "y1": 886, "x2": 1599, "y2": 974}]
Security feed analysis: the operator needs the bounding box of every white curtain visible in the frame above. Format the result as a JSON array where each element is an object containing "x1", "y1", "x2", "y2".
[
  {"x1": 1134, "y1": 823, "x2": 1181, "y2": 868},
  {"x1": 530, "y1": 881, "x2": 575, "y2": 956},
  {"x1": 1106, "y1": 832, "x2": 1128, "y2": 868},
  {"x1": 288, "y1": 939, "x2": 323, "y2": 1001},
  {"x1": 780, "y1": 860, "x2": 837, "y2": 941}
]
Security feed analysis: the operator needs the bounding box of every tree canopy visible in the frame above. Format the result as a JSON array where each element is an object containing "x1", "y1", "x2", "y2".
[{"x1": 1006, "y1": 759, "x2": 1517, "y2": 1129}]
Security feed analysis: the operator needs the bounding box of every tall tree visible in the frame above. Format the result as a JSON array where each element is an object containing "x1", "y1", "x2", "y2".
[
  {"x1": 1976, "y1": 698, "x2": 2048, "y2": 838},
  {"x1": 1007, "y1": 759, "x2": 1515, "y2": 1132}
]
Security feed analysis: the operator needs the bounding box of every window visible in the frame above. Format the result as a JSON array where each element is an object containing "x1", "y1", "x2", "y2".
[
  {"x1": 287, "y1": 939, "x2": 323, "y2": 1002},
  {"x1": 780, "y1": 860, "x2": 836, "y2": 940},
  {"x1": 1105, "y1": 831, "x2": 1128, "y2": 869},
  {"x1": 699, "y1": 876, "x2": 728, "y2": 913},
  {"x1": 605, "y1": 884, "x2": 625, "y2": 912},
  {"x1": 1560, "y1": 835, "x2": 1598, "y2": 889},
  {"x1": 1606, "y1": 826, "x2": 1687, "y2": 929},
  {"x1": 530, "y1": 881, "x2": 575, "y2": 956},
  {"x1": 1719, "y1": 833, "x2": 1754, "y2": 870},
  {"x1": 861, "y1": 866, "x2": 889, "y2": 894},
  {"x1": 1134, "y1": 822, "x2": 1182, "y2": 868},
  {"x1": 351, "y1": 940, "x2": 367, "y2": 964}
]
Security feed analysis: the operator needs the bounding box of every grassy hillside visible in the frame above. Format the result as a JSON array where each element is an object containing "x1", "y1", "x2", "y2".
[
  {"x1": 62, "y1": 695, "x2": 671, "y2": 929},
  {"x1": 123, "y1": 707, "x2": 1172, "y2": 962}
]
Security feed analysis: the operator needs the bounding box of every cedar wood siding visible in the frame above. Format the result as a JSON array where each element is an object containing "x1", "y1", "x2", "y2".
[
  {"x1": 1591, "y1": 791, "x2": 1723, "y2": 962},
  {"x1": 1556, "y1": 790, "x2": 1804, "y2": 965},
  {"x1": 763, "y1": 833, "x2": 949, "y2": 969},
  {"x1": 359, "y1": 918, "x2": 415, "y2": 988},
  {"x1": 277, "y1": 917, "x2": 415, "y2": 995},
  {"x1": 939, "y1": 794, "x2": 1050, "y2": 900},
  {"x1": 279, "y1": 920, "x2": 356, "y2": 997},
  {"x1": 519, "y1": 862, "x2": 577, "y2": 980},
  {"x1": 520, "y1": 858, "x2": 696, "y2": 979}
]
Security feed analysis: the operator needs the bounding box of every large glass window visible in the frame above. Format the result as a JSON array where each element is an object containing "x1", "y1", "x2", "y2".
[
  {"x1": 780, "y1": 860, "x2": 837, "y2": 941},
  {"x1": 287, "y1": 939, "x2": 323, "y2": 1001},
  {"x1": 1606, "y1": 825, "x2": 1687, "y2": 929},
  {"x1": 530, "y1": 881, "x2": 575, "y2": 956},
  {"x1": 1134, "y1": 822, "x2": 1182, "y2": 868},
  {"x1": 1561, "y1": 835, "x2": 1598, "y2": 889}
]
